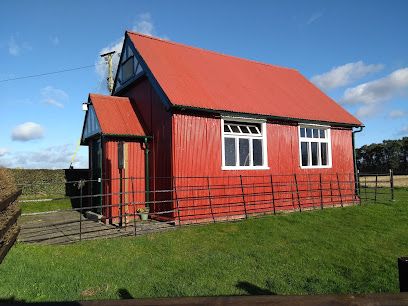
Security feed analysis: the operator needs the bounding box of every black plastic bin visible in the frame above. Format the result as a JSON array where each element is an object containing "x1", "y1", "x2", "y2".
[{"x1": 398, "y1": 257, "x2": 408, "y2": 292}]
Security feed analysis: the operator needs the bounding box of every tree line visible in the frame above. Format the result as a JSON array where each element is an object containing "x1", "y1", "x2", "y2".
[{"x1": 356, "y1": 137, "x2": 408, "y2": 174}]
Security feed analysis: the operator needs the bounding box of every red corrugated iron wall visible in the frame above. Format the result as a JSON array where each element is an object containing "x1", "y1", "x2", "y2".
[
  {"x1": 172, "y1": 113, "x2": 356, "y2": 222},
  {"x1": 103, "y1": 140, "x2": 145, "y2": 224},
  {"x1": 121, "y1": 79, "x2": 173, "y2": 219}
]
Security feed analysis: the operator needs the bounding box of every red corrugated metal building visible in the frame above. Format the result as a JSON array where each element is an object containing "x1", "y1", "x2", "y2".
[{"x1": 81, "y1": 31, "x2": 363, "y2": 224}]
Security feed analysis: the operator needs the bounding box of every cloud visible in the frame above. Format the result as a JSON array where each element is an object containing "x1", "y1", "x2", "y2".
[
  {"x1": 311, "y1": 61, "x2": 384, "y2": 91},
  {"x1": 95, "y1": 13, "x2": 163, "y2": 88},
  {"x1": 339, "y1": 67, "x2": 408, "y2": 119},
  {"x1": 41, "y1": 86, "x2": 68, "y2": 108},
  {"x1": 398, "y1": 126, "x2": 408, "y2": 135},
  {"x1": 0, "y1": 144, "x2": 87, "y2": 169},
  {"x1": 389, "y1": 110, "x2": 408, "y2": 118},
  {"x1": 12, "y1": 122, "x2": 44, "y2": 141},
  {"x1": 8, "y1": 35, "x2": 32, "y2": 56},
  {"x1": 307, "y1": 11, "x2": 324, "y2": 25},
  {"x1": 341, "y1": 67, "x2": 408, "y2": 104},
  {"x1": 50, "y1": 36, "x2": 59, "y2": 46},
  {"x1": 0, "y1": 148, "x2": 8, "y2": 157}
]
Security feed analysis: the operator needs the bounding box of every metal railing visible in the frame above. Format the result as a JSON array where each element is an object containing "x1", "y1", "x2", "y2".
[{"x1": 17, "y1": 171, "x2": 399, "y2": 243}]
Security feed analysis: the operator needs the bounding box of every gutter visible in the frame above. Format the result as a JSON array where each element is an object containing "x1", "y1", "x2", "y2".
[
  {"x1": 352, "y1": 126, "x2": 364, "y2": 196},
  {"x1": 172, "y1": 104, "x2": 362, "y2": 129}
]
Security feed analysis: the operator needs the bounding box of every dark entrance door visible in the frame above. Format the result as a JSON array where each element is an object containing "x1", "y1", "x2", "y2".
[{"x1": 91, "y1": 139, "x2": 102, "y2": 213}]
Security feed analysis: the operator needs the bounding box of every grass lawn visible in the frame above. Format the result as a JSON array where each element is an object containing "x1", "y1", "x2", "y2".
[
  {"x1": 20, "y1": 198, "x2": 72, "y2": 214},
  {"x1": 0, "y1": 190, "x2": 407, "y2": 302}
]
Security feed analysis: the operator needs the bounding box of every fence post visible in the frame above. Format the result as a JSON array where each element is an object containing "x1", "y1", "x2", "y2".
[
  {"x1": 319, "y1": 173, "x2": 323, "y2": 210},
  {"x1": 239, "y1": 175, "x2": 248, "y2": 219},
  {"x1": 79, "y1": 181, "x2": 83, "y2": 242},
  {"x1": 270, "y1": 175, "x2": 276, "y2": 215},
  {"x1": 336, "y1": 173, "x2": 343, "y2": 207},
  {"x1": 350, "y1": 173, "x2": 355, "y2": 205},
  {"x1": 294, "y1": 174, "x2": 301, "y2": 212},
  {"x1": 329, "y1": 177, "x2": 334, "y2": 207},
  {"x1": 173, "y1": 177, "x2": 182, "y2": 226},
  {"x1": 374, "y1": 174, "x2": 378, "y2": 203},
  {"x1": 390, "y1": 169, "x2": 395, "y2": 202},
  {"x1": 364, "y1": 176, "x2": 367, "y2": 201},
  {"x1": 131, "y1": 177, "x2": 137, "y2": 236},
  {"x1": 356, "y1": 169, "x2": 361, "y2": 197},
  {"x1": 207, "y1": 177, "x2": 215, "y2": 223}
]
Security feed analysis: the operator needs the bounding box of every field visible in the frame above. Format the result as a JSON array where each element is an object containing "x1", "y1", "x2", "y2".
[
  {"x1": 0, "y1": 189, "x2": 406, "y2": 302},
  {"x1": 360, "y1": 174, "x2": 408, "y2": 188}
]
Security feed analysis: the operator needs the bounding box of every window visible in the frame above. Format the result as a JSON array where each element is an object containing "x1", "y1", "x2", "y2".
[
  {"x1": 299, "y1": 125, "x2": 331, "y2": 168},
  {"x1": 121, "y1": 56, "x2": 134, "y2": 82},
  {"x1": 222, "y1": 119, "x2": 268, "y2": 169}
]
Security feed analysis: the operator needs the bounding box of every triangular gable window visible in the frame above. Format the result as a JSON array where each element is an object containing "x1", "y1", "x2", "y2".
[
  {"x1": 114, "y1": 38, "x2": 144, "y2": 94},
  {"x1": 82, "y1": 105, "x2": 101, "y2": 141}
]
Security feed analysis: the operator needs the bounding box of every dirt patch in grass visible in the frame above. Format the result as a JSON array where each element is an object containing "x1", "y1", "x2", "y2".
[{"x1": 0, "y1": 168, "x2": 17, "y2": 201}]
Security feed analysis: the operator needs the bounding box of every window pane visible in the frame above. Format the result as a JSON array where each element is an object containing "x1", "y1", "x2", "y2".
[
  {"x1": 122, "y1": 57, "x2": 134, "y2": 81},
  {"x1": 313, "y1": 129, "x2": 319, "y2": 138},
  {"x1": 223, "y1": 125, "x2": 230, "y2": 133},
  {"x1": 301, "y1": 142, "x2": 309, "y2": 166},
  {"x1": 319, "y1": 129, "x2": 326, "y2": 138},
  {"x1": 306, "y1": 128, "x2": 312, "y2": 138},
  {"x1": 249, "y1": 126, "x2": 258, "y2": 134},
  {"x1": 224, "y1": 138, "x2": 236, "y2": 166},
  {"x1": 253, "y1": 139, "x2": 263, "y2": 166},
  {"x1": 321, "y1": 142, "x2": 328, "y2": 165},
  {"x1": 230, "y1": 125, "x2": 240, "y2": 133},
  {"x1": 300, "y1": 128, "x2": 305, "y2": 137},
  {"x1": 239, "y1": 138, "x2": 250, "y2": 166},
  {"x1": 240, "y1": 126, "x2": 250, "y2": 133},
  {"x1": 311, "y1": 142, "x2": 318, "y2": 166}
]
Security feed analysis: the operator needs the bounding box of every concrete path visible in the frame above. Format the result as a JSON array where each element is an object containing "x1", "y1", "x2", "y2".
[{"x1": 18, "y1": 211, "x2": 175, "y2": 244}]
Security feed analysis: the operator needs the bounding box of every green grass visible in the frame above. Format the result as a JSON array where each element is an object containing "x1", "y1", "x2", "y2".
[
  {"x1": 1, "y1": 190, "x2": 407, "y2": 302},
  {"x1": 20, "y1": 198, "x2": 72, "y2": 214}
]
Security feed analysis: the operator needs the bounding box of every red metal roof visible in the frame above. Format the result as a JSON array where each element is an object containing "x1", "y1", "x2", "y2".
[
  {"x1": 89, "y1": 94, "x2": 145, "y2": 136},
  {"x1": 128, "y1": 32, "x2": 362, "y2": 126}
]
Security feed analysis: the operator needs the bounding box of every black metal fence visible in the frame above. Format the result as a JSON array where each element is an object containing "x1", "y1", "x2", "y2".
[{"x1": 17, "y1": 171, "x2": 400, "y2": 243}]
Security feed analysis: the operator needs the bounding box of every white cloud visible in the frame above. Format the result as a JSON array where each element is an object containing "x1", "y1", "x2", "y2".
[
  {"x1": 12, "y1": 122, "x2": 44, "y2": 141},
  {"x1": 8, "y1": 36, "x2": 20, "y2": 56},
  {"x1": 355, "y1": 104, "x2": 381, "y2": 118},
  {"x1": 338, "y1": 67, "x2": 408, "y2": 119},
  {"x1": 398, "y1": 126, "x2": 408, "y2": 135},
  {"x1": 0, "y1": 148, "x2": 8, "y2": 157},
  {"x1": 41, "y1": 86, "x2": 68, "y2": 108},
  {"x1": 311, "y1": 61, "x2": 384, "y2": 91},
  {"x1": 389, "y1": 110, "x2": 407, "y2": 118},
  {"x1": 8, "y1": 35, "x2": 32, "y2": 56},
  {"x1": 0, "y1": 144, "x2": 87, "y2": 169},
  {"x1": 95, "y1": 13, "x2": 163, "y2": 89},
  {"x1": 341, "y1": 67, "x2": 408, "y2": 105},
  {"x1": 50, "y1": 36, "x2": 59, "y2": 46},
  {"x1": 307, "y1": 11, "x2": 324, "y2": 25}
]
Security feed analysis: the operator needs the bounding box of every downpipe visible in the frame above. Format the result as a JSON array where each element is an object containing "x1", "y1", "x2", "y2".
[{"x1": 352, "y1": 126, "x2": 364, "y2": 197}]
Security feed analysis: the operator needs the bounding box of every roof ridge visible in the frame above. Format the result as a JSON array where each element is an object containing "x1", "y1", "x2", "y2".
[
  {"x1": 126, "y1": 31, "x2": 298, "y2": 72},
  {"x1": 89, "y1": 93, "x2": 129, "y2": 101}
]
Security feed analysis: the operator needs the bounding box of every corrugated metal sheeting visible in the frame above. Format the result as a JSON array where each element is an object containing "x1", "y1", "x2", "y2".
[
  {"x1": 121, "y1": 78, "x2": 174, "y2": 219},
  {"x1": 172, "y1": 113, "x2": 355, "y2": 222},
  {"x1": 103, "y1": 140, "x2": 145, "y2": 223},
  {"x1": 128, "y1": 32, "x2": 361, "y2": 126}
]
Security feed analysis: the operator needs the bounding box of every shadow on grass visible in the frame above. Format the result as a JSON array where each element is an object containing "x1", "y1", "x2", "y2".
[
  {"x1": 236, "y1": 281, "x2": 276, "y2": 295},
  {"x1": 117, "y1": 288, "x2": 134, "y2": 299}
]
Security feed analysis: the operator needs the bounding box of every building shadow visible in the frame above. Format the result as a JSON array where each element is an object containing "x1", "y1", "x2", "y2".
[
  {"x1": 235, "y1": 281, "x2": 276, "y2": 295},
  {"x1": 117, "y1": 288, "x2": 134, "y2": 299}
]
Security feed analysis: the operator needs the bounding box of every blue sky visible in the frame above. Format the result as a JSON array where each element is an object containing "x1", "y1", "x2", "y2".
[{"x1": 0, "y1": 0, "x2": 407, "y2": 169}]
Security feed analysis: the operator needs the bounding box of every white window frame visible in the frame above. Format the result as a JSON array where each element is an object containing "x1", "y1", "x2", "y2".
[
  {"x1": 298, "y1": 123, "x2": 332, "y2": 169},
  {"x1": 221, "y1": 117, "x2": 269, "y2": 170}
]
